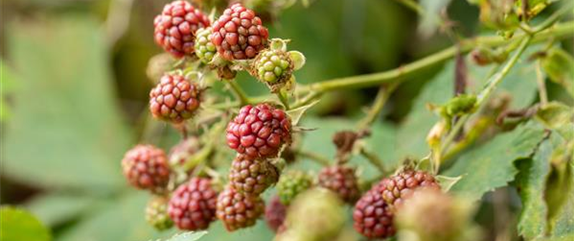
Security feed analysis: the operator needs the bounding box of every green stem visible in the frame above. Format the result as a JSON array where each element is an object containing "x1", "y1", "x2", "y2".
[
  {"x1": 277, "y1": 90, "x2": 290, "y2": 110},
  {"x1": 357, "y1": 83, "x2": 398, "y2": 130},
  {"x1": 441, "y1": 36, "x2": 533, "y2": 153},
  {"x1": 294, "y1": 149, "x2": 331, "y2": 166},
  {"x1": 226, "y1": 80, "x2": 250, "y2": 106},
  {"x1": 360, "y1": 148, "x2": 387, "y2": 174},
  {"x1": 395, "y1": 0, "x2": 424, "y2": 15}
]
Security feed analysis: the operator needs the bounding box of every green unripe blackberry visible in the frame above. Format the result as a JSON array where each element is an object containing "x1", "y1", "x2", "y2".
[
  {"x1": 276, "y1": 170, "x2": 313, "y2": 205},
  {"x1": 194, "y1": 27, "x2": 217, "y2": 64},
  {"x1": 145, "y1": 196, "x2": 174, "y2": 231},
  {"x1": 252, "y1": 49, "x2": 293, "y2": 92}
]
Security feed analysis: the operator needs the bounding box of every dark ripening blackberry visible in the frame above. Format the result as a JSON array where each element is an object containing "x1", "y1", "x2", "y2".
[
  {"x1": 226, "y1": 103, "x2": 291, "y2": 159},
  {"x1": 381, "y1": 169, "x2": 440, "y2": 208},
  {"x1": 154, "y1": 0, "x2": 210, "y2": 58},
  {"x1": 228, "y1": 154, "x2": 279, "y2": 195},
  {"x1": 353, "y1": 182, "x2": 395, "y2": 239},
  {"x1": 146, "y1": 196, "x2": 174, "y2": 230},
  {"x1": 149, "y1": 73, "x2": 201, "y2": 123},
  {"x1": 265, "y1": 196, "x2": 287, "y2": 233},
  {"x1": 216, "y1": 187, "x2": 265, "y2": 231},
  {"x1": 211, "y1": 3, "x2": 269, "y2": 60},
  {"x1": 318, "y1": 165, "x2": 360, "y2": 203},
  {"x1": 276, "y1": 170, "x2": 313, "y2": 205},
  {"x1": 168, "y1": 177, "x2": 218, "y2": 231},
  {"x1": 121, "y1": 145, "x2": 170, "y2": 194}
]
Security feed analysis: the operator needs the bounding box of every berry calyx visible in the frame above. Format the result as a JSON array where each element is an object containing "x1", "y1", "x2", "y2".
[
  {"x1": 252, "y1": 49, "x2": 293, "y2": 92},
  {"x1": 149, "y1": 73, "x2": 202, "y2": 123},
  {"x1": 380, "y1": 169, "x2": 440, "y2": 208},
  {"x1": 168, "y1": 177, "x2": 218, "y2": 230},
  {"x1": 317, "y1": 165, "x2": 360, "y2": 203},
  {"x1": 264, "y1": 196, "x2": 287, "y2": 233},
  {"x1": 276, "y1": 170, "x2": 313, "y2": 205},
  {"x1": 216, "y1": 187, "x2": 265, "y2": 231},
  {"x1": 353, "y1": 181, "x2": 395, "y2": 239},
  {"x1": 121, "y1": 145, "x2": 170, "y2": 194},
  {"x1": 211, "y1": 3, "x2": 269, "y2": 60},
  {"x1": 228, "y1": 154, "x2": 279, "y2": 195},
  {"x1": 226, "y1": 103, "x2": 292, "y2": 159},
  {"x1": 194, "y1": 27, "x2": 217, "y2": 64},
  {"x1": 146, "y1": 196, "x2": 174, "y2": 231},
  {"x1": 154, "y1": 0, "x2": 210, "y2": 58}
]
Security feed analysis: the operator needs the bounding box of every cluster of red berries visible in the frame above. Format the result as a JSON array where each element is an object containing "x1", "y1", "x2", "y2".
[{"x1": 353, "y1": 169, "x2": 441, "y2": 239}]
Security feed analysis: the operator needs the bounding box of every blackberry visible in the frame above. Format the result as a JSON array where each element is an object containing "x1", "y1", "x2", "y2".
[
  {"x1": 276, "y1": 170, "x2": 313, "y2": 205},
  {"x1": 216, "y1": 187, "x2": 265, "y2": 231},
  {"x1": 252, "y1": 49, "x2": 293, "y2": 92},
  {"x1": 226, "y1": 103, "x2": 291, "y2": 159},
  {"x1": 145, "y1": 196, "x2": 174, "y2": 230},
  {"x1": 381, "y1": 169, "x2": 440, "y2": 208},
  {"x1": 194, "y1": 27, "x2": 217, "y2": 64},
  {"x1": 264, "y1": 196, "x2": 287, "y2": 233},
  {"x1": 353, "y1": 182, "x2": 395, "y2": 239},
  {"x1": 318, "y1": 165, "x2": 360, "y2": 203},
  {"x1": 154, "y1": 0, "x2": 210, "y2": 58},
  {"x1": 211, "y1": 3, "x2": 269, "y2": 60},
  {"x1": 168, "y1": 177, "x2": 218, "y2": 230},
  {"x1": 121, "y1": 145, "x2": 170, "y2": 194},
  {"x1": 228, "y1": 154, "x2": 279, "y2": 195},
  {"x1": 149, "y1": 73, "x2": 202, "y2": 123}
]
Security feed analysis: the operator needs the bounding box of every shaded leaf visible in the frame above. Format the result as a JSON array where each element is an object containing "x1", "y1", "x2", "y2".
[
  {"x1": 541, "y1": 48, "x2": 574, "y2": 98},
  {"x1": 536, "y1": 101, "x2": 574, "y2": 140},
  {"x1": 515, "y1": 140, "x2": 552, "y2": 239},
  {"x1": 26, "y1": 194, "x2": 100, "y2": 227},
  {"x1": 418, "y1": 0, "x2": 452, "y2": 38},
  {"x1": 443, "y1": 121, "x2": 546, "y2": 201},
  {"x1": 2, "y1": 16, "x2": 132, "y2": 191},
  {"x1": 0, "y1": 206, "x2": 51, "y2": 241},
  {"x1": 436, "y1": 175, "x2": 463, "y2": 192}
]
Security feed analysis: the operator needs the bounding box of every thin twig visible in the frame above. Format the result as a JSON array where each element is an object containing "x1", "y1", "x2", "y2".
[
  {"x1": 359, "y1": 147, "x2": 387, "y2": 174},
  {"x1": 294, "y1": 149, "x2": 331, "y2": 166},
  {"x1": 357, "y1": 83, "x2": 398, "y2": 131},
  {"x1": 535, "y1": 62, "x2": 548, "y2": 105},
  {"x1": 226, "y1": 80, "x2": 250, "y2": 106}
]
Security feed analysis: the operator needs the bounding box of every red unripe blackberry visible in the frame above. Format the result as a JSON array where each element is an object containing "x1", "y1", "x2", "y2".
[
  {"x1": 149, "y1": 73, "x2": 202, "y2": 123},
  {"x1": 121, "y1": 145, "x2": 170, "y2": 194},
  {"x1": 265, "y1": 196, "x2": 287, "y2": 233},
  {"x1": 226, "y1": 103, "x2": 291, "y2": 159},
  {"x1": 216, "y1": 187, "x2": 265, "y2": 231},
  {"x1": 154, "y1": 0, "x2": 210, "y2": 58},
  {"x1": 228, "y1": 154, "x2": 279, "y2": 195},
  {"x1": 168, "y1": 177, "x2": 218, "y2": 230},
  {"x1": 381, "y1": 169, "x2": 440, "y2": 208},
  {"x1": 353, "y1": 182, "x2": 395, "y2": 239},
  {"x1": 318, "y1": 165, "x2": 360, "y2": 203},
  {"x1": 211, "y1": 3, "x2": 269, "y2": 60}
]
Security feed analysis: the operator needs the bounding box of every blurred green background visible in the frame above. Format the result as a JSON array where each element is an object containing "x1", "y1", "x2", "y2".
[{"x1": 1, "y1": 0, "x2": 572, "y2": 241}]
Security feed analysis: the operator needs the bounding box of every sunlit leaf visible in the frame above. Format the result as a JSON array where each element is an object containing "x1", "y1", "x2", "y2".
[{"x1": 0, "y1": 206, "x2": 51, "y2": 241}]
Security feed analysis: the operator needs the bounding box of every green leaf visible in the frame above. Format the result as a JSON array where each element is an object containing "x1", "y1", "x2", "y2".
[
  {"x1": 26, "y1": 194, "x2": 99, "y2": 227},
  {"x1": 443, "y1": 121, "x2": 546, "y2": 201},
  {"x1": 536, "y1": 102, "x2": 574, "y2": 140},
  {"x1": 545, "y1": 135, "x2": 574, "y2": 237},
  {"x1": 0, "y1": 206, "x2": 51, "y2": 241},
  {"x1": 161, "y1": 231, "x2": 207, "y2": 241},
  {"x1": 515, "y1": 140, "x2": 553, "y2": 239},
  {"x1": 287, "y1": 99, "x2": 319, "y2": 126},
  {"x1": 58, "y1": 192, "x2": 170, "y2": 241},
  {"x1": 418, "y1": 0, "x2": 453, "y2": 38},
  {"x1": 2, "y1": 16, "x2": 132, "y2": 191},
  {"x1": 436, "y1": 175, "x2": 463, "y2": 192},
  {"x1": 541, "y1": 48, "x2": 574, "y2": 98}
]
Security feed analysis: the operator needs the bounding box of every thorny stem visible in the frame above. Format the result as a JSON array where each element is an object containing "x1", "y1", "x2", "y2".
[
  {"x1": 226, "y1": 80, "x2": 250, "y2": 106},
  {"x1": 357, "y1": 83, "x2": 399, "y2": 131},
  {"x1": 294, "y1": 149, "x2": 331, "y2": 166}
]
